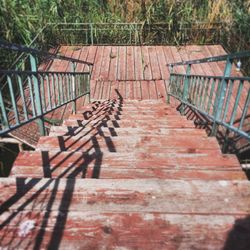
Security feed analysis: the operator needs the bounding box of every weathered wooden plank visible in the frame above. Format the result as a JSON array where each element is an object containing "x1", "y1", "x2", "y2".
[
  {"x1": 117, "y1": 46, "x2": 127, "y2": 80},
  {"x1": 140, "y1": 80, "x2": 150, "y2": 99},
  {"x1": 141, "y1": 46, "x2": 152, "y2": 80},
  {"x1": 155, "y1": 46, "x2": 169, "y2": 79},
  {"x1": 1, "y1": 178, "x2": 250, "y2": 213},
  {"x1": 148, "y1": 80, "x2": 158, "y2": 99},
  {"x1": 91, "y1": 46, "x2": 104, "y2": 80},
  {"x1": 134, "y1": 46, "x2": 144, "y2": 80},
  {"x1": 126, "y1": 46, "x2": 135, "y2": 80},
  {"x1": 148, "y1": 46, "x2": 162, "y2": 80},
  {"x1": 36, "y1": 134, "x2": 221, "y2": 152},
  {"x1": 108, "y1": 46, "x2": 118, "y2": 80},
  {"x1": 99, "y1": 46, "x2": 112, "y2": 80},
  {"x1": 155, "y1": 80, "x2": 167, "y2": 99},
  {"x1": 0, "y1": 210, "x2": 248, "y2": 250}
]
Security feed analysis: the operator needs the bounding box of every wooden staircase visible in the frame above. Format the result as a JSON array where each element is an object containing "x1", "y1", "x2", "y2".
[{"x1": 0, "y1": 99, "x2": 249, "y2": 249}]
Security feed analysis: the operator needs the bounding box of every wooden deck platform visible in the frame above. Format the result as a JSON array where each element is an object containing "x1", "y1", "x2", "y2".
[{"x1": 10, "y1": 44, "x2": 240, "y2": 147}]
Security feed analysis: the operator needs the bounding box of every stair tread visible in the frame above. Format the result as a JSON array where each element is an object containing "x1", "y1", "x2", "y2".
[
  {"x1": 1, "y1": 178, "x2": 249, "y2": 213},
  {"x1": 0, "y1": 210, "x2": 248, "y2": 250},
  {"x1": 11, "y1": 150, "x2": 242, "y2": 179},
  {"x1": 5, "y1": 98, "x2": 246, "y2": 249},
  {"x1": 49, "y1": 126, "x2": 207, "y2": 137},
  {"x1": 36, "y1": 134, "x2": 221, "y2": 152}
]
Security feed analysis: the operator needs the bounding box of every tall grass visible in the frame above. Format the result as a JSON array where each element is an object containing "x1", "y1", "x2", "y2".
[{"x1": 0, "y1": 0, "x2": 249, "y2": 60}]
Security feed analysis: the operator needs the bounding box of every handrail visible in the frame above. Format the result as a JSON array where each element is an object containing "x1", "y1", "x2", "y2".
[
  {"x1": 0, "y1": 40, "x2": 93, "y2": 66},
  {"x1": 167, "y1": 51, "x2": 250, "y2": 143},
  {"x1": 167, "y1": 51, "x2": 250, "y2": 66},
  {"x1": 170, "y1": 73, "x2": 250, "y2": 82},
  {"x1": 0, "y1": 41, "x2": 92, "y2": 137}
]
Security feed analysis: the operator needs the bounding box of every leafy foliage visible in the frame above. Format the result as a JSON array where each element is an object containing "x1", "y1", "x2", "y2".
[{"x1": 0, "y1": 0, "x2": 249, "y2": 51}]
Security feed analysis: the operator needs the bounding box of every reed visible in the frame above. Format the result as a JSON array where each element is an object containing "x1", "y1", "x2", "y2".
[{"x1": 0, "y1": 0, "x2": 249, "y2": 63}]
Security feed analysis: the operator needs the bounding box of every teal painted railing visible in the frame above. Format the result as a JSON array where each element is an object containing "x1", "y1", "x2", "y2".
[
  {"x1": 0, "y1": 41, "x2": 93, "y2": 136},
  {"x1": 167, "y1": 51, "x2": 250, "y2": 141}
]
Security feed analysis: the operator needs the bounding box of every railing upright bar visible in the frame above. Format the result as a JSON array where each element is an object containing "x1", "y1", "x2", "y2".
[
  {"x1": 194, "y1": 76, "x2": 201, "y2": 105},
  {"x1": 17, "y1": 75, "x2": 28, "y2": 121},
  {"x1": 59, "y1": 74, "x2": 64, "y2": 104},
  {"x1": 198, "y1": 76, "x2": 206, "y2": 108},
  {"x1": 27, "y1": 76, "x2": 36, "y2": 117},
  {"x1": 71, "y1": 62, "x2": 77, "y2": 114},
  {"x1": 39, "y1": 75, "x2": 46, "y2": 112},
  {"x1": 46, "y1": 75, "x2": 52, "y2": 110},
  {"x1": 206, "y1": 77, "x2": 216, "y2": 113},
  {"x1": 0, "y1": 89, "x2": 10, "y2": 129},
  {"x1": 30, "y1": 54, "x2": 46, "y2": 136},
  {"x1": 51, "y1": 74, "x2": 56, "y2": 108},
  {"x1": 239, "y1": 90, "x2": 250, "y2": 130},
  {"x1": 201, "y1": 77, "x2": 210, "y2": 111},
  {"x1": 7, "y1": 76, "x2": 20, "y2": 125},
  {"x1": 55, "y1": 74, "x2": 60, "y2": 105},
  {"x1": 222, "y1": 79, "x2": 234, "y2": 122},
  {"x1": 229, "y1": 80, "x2": 244, "y2": 126},
  {"x1": 211, "y1": 57, "x2": 232, "y2": 136},
  {"x1": 167, "y1": 64, "x2": 174, "y2": 103}
]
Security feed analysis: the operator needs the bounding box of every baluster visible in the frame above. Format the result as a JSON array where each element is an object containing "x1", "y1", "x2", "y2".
[
  {"x1": 211, "y1": 58, "x2": 232, "y2": 136},
  {"x1": 17, "y1": 74, "x2": 28, "y2": 121},
  {"x1": 71, "y1": 62, "x2": 77, "y2": 113},
  {"x1": 7, "y1": 75, "x2": 20, "y2": 125},
  {"x1": 46, "y1": 74, "x2": 52, "y2": 110},
  {"x1": 0, "y1": 88, "x2": 9, "y2": 130},
  {"x1": 239, "y1": 85, "x2": 250, "y2": 130},
  {"x1": 30, "y1": 54, "x2": 45, "y2": 136}
]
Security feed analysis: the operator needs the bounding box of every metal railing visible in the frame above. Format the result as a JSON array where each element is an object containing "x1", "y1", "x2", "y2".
[
  {"x1": 45, "y1": 22, "x2": 224, "y2": 46},
  {"x1": 0, "y1": 40, "x2": 93, "y2": 136},
  {"x1": 167, "y1": 51, "x2": 250, "y2": 141}
]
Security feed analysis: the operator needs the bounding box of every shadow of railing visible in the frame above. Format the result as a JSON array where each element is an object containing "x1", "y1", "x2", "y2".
[
  {"x1": 0, "y1": 97, "x2": 124, "y2": 248},
  {"x1": 180, "y1": 104, "x2": 250, "y2": 171}
]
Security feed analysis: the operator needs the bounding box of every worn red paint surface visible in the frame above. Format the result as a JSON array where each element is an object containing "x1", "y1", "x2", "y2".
[{"x1": 1, "y1": 45, "x2": 250, "y2": 249}]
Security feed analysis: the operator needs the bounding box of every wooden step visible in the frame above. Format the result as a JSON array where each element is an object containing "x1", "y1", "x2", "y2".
[
  {"x1": 64, "y1": 114, "x2": 186, "y2": 128},
  {"x1": 63, "y1": 118, "x2": 196, "y2": 128},
  {"x1": 11, "y1": 150, "x2": 243, "y2": 179},
  {"x1": 49, "y1": 126, "x2": 207, "y2": 137},
  {"x1": 1, "y1": 178, "x2": 250, "y2": 213},
  {"x1": 36, "y1": 135, "x2": 221, "y2": 152},
  {"x1": 0, "y1": 210, "x2": 248, "y2": 250}
]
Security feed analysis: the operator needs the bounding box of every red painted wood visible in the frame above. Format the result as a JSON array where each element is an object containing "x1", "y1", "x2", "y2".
[
  {"x1": 108, "y1": 46, "x2": 118, "y2": 80},
  {"x1": 117, "y1": 46, "x2": 127, "y2": 80},
  {"x1": 141, "y1": 46, "x2": 152, "y2": 80},
  {"x1": 85, "y1": 46, "x2": 98, "y2": 65},
  {"x1": 148, "y1": 80, "x2": 158, "y2": 99},
  {"x1": 91, "y1": 46, "x2": 104, "y2": 79},
  {"x1": 0, "y1": 210, "x2": 248, "y2": 250},
  {"x1": 140, "y1": 80, "x2": 150, "y2": 99},
  {"x1": 99, "y1": 46, "x2": 112, "y2": 80},
  {"x1": 126, "y1": 46, "x2": 135, "y2": 80},
  {"x1": 134, "y1": 46, "x2": 144, "y2": 80},
  {"x1": 155, "y1": 80, "x2": 167, "y2": 99},
  {"x1": 156, "y1": 46, "x2": 169, "y2": 79},
  {"x1": 148, "y1": 46, "x2": 162, "y2": 80},
  {"x1": 134, "y1": 81, "x2": 142, "y2": 99},
  {"x1": 4, "y1": 46, "x2": 249, "y2": 249}
]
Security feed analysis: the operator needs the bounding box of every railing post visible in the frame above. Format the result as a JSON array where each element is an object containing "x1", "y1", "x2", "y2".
[
  {"x1": 180, "y1": 63, "x2": 191, "y2": 115},
  {"x1": 71, "y1": 62, "x2": 77, "y2": 114},
  {"x1": 167, "y1": 64, "x2": 174, "y2": 104},
  {"x1": 211, "y1": 57, "x2": 232, "y2": 136},
  {"x1": 30, "y1": 54, "x2": 46, "y2": 136},
  {"x1": 87, "y1": 65, "x2": 91, "y2": 103},
  {"x1": 90, "y1": 23, "x2": 94, "y2": 45}
]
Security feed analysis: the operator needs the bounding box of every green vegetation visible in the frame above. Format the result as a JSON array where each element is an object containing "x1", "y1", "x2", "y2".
[{"x1": 0, "y1": 0, "x2": 249, "y2": 65}]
